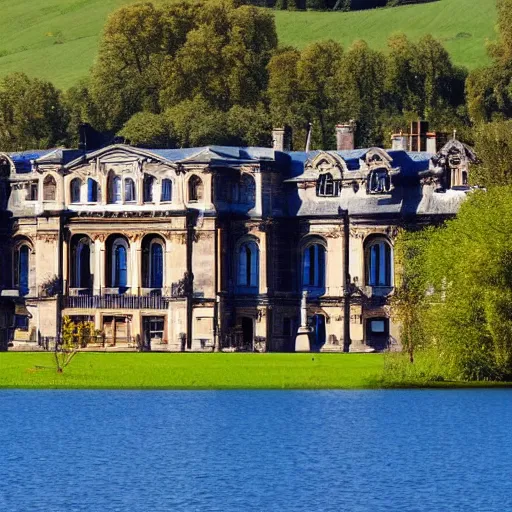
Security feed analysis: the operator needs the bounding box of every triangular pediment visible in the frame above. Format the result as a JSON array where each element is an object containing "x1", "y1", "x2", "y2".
[{"x1": 64, "y1": 144, "x2": 177, "y2": 170}]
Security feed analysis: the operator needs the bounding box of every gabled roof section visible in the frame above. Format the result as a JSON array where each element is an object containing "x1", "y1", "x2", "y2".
[
  {"x1": 435, "y1": 139, "x2": 478, "y2": 164},
  {"x1": 64, "y1": 144, "x2": 181, "y2": 170},
  {"x1": 8, "y1": 149, "x2": 56, "y2": 173}
]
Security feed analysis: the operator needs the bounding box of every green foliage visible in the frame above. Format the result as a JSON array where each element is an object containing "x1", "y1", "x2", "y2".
[
  {"x1": 166, "y1": 96, "x2": 231, "y2": 147},
  {"x1": 471, "y1": 120, "x2": 512, "y2": 187},
  {"x1": 0, "y1": 72, "x2": 68, "y2": 151},
  {"x1": 467, "y1": 0, "x2": 512, "y2": 123},
  {"x1": 119, "y1": 111, "x2": 173, "y2": 148},
  {"x1": 392, "y1": 188, "x2": 512, "y2": 382}
]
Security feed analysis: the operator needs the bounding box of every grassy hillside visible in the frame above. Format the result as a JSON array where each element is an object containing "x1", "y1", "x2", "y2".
[{"x1": 0, "y1": 0, "x2": 497, "y2": 90}]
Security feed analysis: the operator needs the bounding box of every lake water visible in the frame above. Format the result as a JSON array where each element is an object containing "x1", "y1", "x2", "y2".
[{"x1": 1, "y1": 390, "x2": 511, "y2": 512}]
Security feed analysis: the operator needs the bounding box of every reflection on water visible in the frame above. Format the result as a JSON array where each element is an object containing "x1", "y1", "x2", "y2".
[{"x1": 1, "y1": 390, "x2": 511, "y2": 512}]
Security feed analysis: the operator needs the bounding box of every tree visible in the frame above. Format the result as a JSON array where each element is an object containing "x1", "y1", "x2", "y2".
[
  {"x1": 394, "y1": 188, "x2": 512, "y2": 381},
  {"x1": 297, "y1": 40, "x2": 343, "y2": 149},
  {"x1": 119, "y1": 111, "x2": 173, "y2": 148},
  {"x1": 63, "y1": 79, "x2": 105, "y2": 146},
  {"x1": 161, "y1": 0, "x2": 277, "y2": 111},
  {"x1": 267, "y1": 47, "x2": 308, "y2": 149},
  {"x1": 90, "y1": 2, "x2": 172, "y2": 131},
  {"x1": 226, "y1": 103, "x2": 272, "y2": 147},
  {"x1": 0, "y1": 73, "x2": 68, "y2": 151},
  {"x1": 471, "y1": 120, "x2": 512, "y2": 187},
  {"x1": 334, "y1": 40, "x2": 386, "y2": 147},
  {"x1": 54, "y1": 316, "x2": 81, "y2": 373},
  {"x1": 166, "y1": 96, "x2": 231, "y2": 147},
  {"x1": 466, "y1": 0, "x2": 512, "y2": 123}
]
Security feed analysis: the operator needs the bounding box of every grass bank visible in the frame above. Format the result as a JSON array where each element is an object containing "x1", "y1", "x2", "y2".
[
  {"x1": 0, "y1": 0, "x2": 496, "y2": 89},
  {"x1": 0, "y1": 352, "x2": 385, "y2": 389}
]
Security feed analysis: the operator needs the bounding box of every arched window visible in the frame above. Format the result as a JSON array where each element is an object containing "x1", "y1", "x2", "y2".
[
  {"x1": 109, "y1": 175, "x2": 122, "y2": 204},
  {"x1": 15, "y1": 245, "x2": 30, "y2": 296},
  {"x1": 142, "y1": 236, "x2": 165, "y2": 289},
  {"x1": 143, "y1": 175, "x2": 155, "y2": 203},
  {"x1": 316, "y1": 173, "x2": 339, "y2": 197},
  {"x1": 43, "y1": 175, "x2": 56, "y2": 201},
  {"x1": 237, "y1": 241, "x2": 259, "y2": 290},
  {"x1": 87, "y1": 179, "x2": 98, "y2": 202},
  {"x1": 71, "y1": 237, "x2": 93, "y2": 288},
  {"x1": 150, "y1": 243, "x2": 163, "y2": 288},
  {"x1": 239, "y1": 174, "x2": 256, "y2": 205},
  {"x1": 367, "y1": 169, "x2": 391, "y2": 194},
  {"x1": 161, "y1": 179, "x2": 172, "y2": 202},
  {"x1": 107, "y1": 237, "x2": 129, "y2": 289},
  {"x1": 124, "y1": 178, "x2": 136, "y2": 202},
  {"x1": 302, "y1": 243, "x2": 325, "y2": 290},
  {"x1": 189, "y1": 175, "x2": 203, "y2": 202},
  {"x1": 70, "y1": 178, "x2": 81, "y2": 203},
  {"x1": 366, "y1": 239, "x2": 392, "y2": 287}
]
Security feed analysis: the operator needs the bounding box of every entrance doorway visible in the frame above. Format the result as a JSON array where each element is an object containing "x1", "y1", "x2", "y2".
[
  {"x1": 311, "y1": 314, "x2": 326, "y2": 351},
  {"x1": 143, "y1": 316, "x2": 165, "y2": 351},
  {"x1": 241, "y1": 317, "x2": 254, "y2": 351}
]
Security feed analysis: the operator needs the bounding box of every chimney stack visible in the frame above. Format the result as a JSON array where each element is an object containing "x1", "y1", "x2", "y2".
[
  {"x1": 391, "y1": 132, "x2": 408, "y2": 151},
  {"x1": 272, "y1": 126, "x2": 293, "y2": 152},
  {"x1": 336, "y1": 121, "x2": 356, "y2": 151},
  {"x1": 426, "y1": 132, "x2": 437, "y2": 154}
]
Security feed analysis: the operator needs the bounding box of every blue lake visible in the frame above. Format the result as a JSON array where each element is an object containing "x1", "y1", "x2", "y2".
[{"x1": 1, "y1": 389, "x2": 511, "y2": 512}]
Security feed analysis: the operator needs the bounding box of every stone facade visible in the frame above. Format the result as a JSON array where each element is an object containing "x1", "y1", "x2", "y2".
[{"x1": 0, "y1": 137, "x2": 476, "y2": 352}]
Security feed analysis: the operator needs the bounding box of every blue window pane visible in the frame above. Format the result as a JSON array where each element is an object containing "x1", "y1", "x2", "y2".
[
  {"x1": 115, "y1": 245, "x2": 127, "y2": 287},
  {"x1": 112, "y1": 177, "x2": 122, "y2": 204},
  {"x1": 19, "y1": 246, "x2": 29, "y2": 295},
  {"x1": 162, "y1": 180, "x2": 172, "y2": 202},
  {"x1": 150, "y1": 244, "x2": 163, "y2": 288},
  {"x1": 125, "y1": 179, "x2": 135, "y2": 202},
  {"x1": 87, "y1": 179, "x2": 98, "y2": 202}
]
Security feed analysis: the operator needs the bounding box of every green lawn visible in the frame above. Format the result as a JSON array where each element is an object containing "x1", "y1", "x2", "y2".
[
  {"x1": 0, "y1": 0, "x2": 497, "y2": 90},
  {"x1": 0, "y1": 352, "x2": 385, "y2": 389}
]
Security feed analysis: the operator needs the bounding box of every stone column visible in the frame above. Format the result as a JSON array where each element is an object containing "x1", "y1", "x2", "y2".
[
  {"x1": 94, "y1": 238, "x2": 105, "y2": 293},
  {"x1": 131, "y1": 238, "x2": 142, "y2": 292}
]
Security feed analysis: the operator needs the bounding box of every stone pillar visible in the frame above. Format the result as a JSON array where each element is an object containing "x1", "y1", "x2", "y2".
[
  {"x1": 336, "y1": 121, "x2": 356, "y2": 151},
  {"x1": 62, "y1": 236, "x2": 69, "y2": 290},
  {"x1": 131, "y1": 238, "x2": 141, "y2": 292},
  {"x1": 253, "y1": 172, "x2": 263, "y2": 217},
  {"x1": 259, "y1": 230, "x2": 268, "y2": 295},
  {"x1": 95, "y1": 239, "x2": 105, "y2": 293},
  {"x1": 295, "y1": 291, "x2": 312, "y2": 352}
]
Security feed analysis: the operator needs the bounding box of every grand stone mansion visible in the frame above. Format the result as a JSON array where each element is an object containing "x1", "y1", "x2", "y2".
[{"x1": 0, "y1": 123, "x2": 476, "y2": 352}]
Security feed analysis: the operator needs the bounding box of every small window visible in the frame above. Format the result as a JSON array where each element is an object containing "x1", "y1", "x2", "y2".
[
  {"x1": 143, "y1": 175, "x2": 155, "y2": 203},
  {"x1": 109, "y1": 176, "x2": 122, "y2": 204},
  {"x1": 125, "y1": 178, "x2": 136, "y2": 202},
  {"x1": 87, "y1": 179, "x2": 98, "y2": 202},
  {"x1": 15, "y1": 315, "x2": 29, "y2": 331},
  {"x1": 27, "y1": 182, "x2": 38, "y2": 201},
  {"x1": 15, "y1": 244, "x2": 30, "y2": 296},
  {"x1": 161, "y1": 179, "x2": 172, "y2": 202},
  {"x1": 70, "y1": 178, "x2": 81, "y2": 203},
  {"x1": 366, "y1": 240, "x2": 392, "y2": 287},
  {"x1": 303, "y1": 243, "x2": 325, "y2": 289},
  {"x1": 369, "y1": 319, "x2": 386, "y2": 333},
  {"x1": 367, "y1": 169, "x2": 391, "y2": 194},
  {"x1": 316, "y1": 173, "x2": 339, "y2": 197},
  {"x1": 189, "y1": 175, "x2": 203, "y2": 202},
  {"x1": 237, "y1": 241, "x2": 259, "y2": 289},
  {"x1": 43, "y1": 175, "x2": 56, "y2": 201}
]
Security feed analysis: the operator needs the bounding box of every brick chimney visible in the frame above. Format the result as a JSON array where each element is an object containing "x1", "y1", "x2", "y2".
[
  {"x1": 272, "y1": 126, "x2": 292, "y2": 152},
  {"x1": 336, "y1": 121, "x2": 356, "y2": 151},
  {"x1": 426, "y1": 132, "x2": 437, "y2": 154}
]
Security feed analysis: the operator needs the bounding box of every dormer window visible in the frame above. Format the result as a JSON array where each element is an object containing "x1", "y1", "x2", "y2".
[
  {"x1": 316, "y1": 173, "x2": 339, "y2": 197},
  {"x1": 367, "y1": 169, "x2": 391, "y2": 194}
]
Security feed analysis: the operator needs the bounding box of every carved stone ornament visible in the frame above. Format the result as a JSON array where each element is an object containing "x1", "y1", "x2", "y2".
[
  {"x1": 36, "y1": 232, "x2": 59, "y2": 243},
  {"x1": 91, "y1": 233, "x2": 108, "y2": 243}
]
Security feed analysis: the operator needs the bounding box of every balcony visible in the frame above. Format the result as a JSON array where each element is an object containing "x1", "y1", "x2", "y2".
[{"x1": 63, "y1": 287, "x2": 174, "y2": 310}]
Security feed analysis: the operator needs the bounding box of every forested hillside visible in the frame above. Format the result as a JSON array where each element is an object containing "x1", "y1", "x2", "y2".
[{"x1": 0, "y1": 0, "x2": 496, "y2": 89}]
